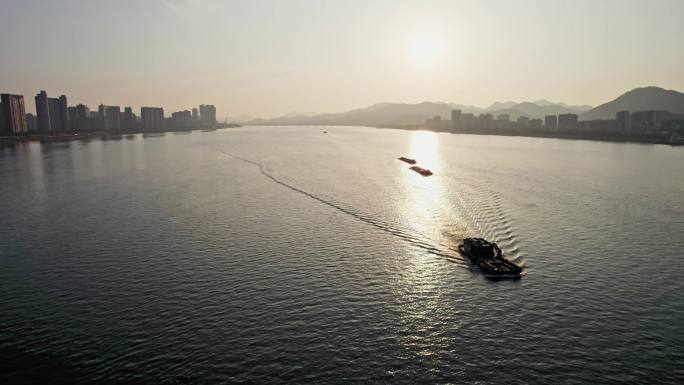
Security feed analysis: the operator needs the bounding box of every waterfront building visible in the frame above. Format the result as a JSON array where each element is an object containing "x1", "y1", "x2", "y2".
[
  {"x1": 582, "y1": 119, "x2": 617, "y2": 136},
  {"x1": 530, "y1": 118, "x2": 543, "y2": 129},
  {"x1": 171, "y1": 110, "x2": 192, "y2": 129},
  {"x1": 89, "y1": 111, "x2": 102, "y2": 131},
  {"x1": 426, "y1": 115, "x2": 442, "y2": 129},
  {"x1": 26, "y1": 113, "x2": 37, "y2": 131},
  {"x1": 616, "y1": 111, "x2": 631, "y2": 136},
  {"x1": 517, "y1": 116, "x2": 530, "y2": 128},
  {"x1": 141, "y1": 107, "x2": 164, "y2": 131},
  {"x1": 558, "y1": 113, "x2": 579, "y2": 131},
  {"x1": 0, "y1": 101, "x2": 4, "y2": 133},
  {"x1": 48, "y1": 95, "x2": 69, "y2": 131},
  {"x1": 68, "y1": 104, "x2": 91, "y2": 131},
  {"x1": 120, "y1": 107, "x2": 135, "y2": 131},
  {"x1": 461, "y1": 113, "x2": 476, "y2": 130},
  {"x1": 199, "y1": 104, "x2": 217, "y2": 127},
  {"x1": 99, "y1": 105, "x2": 121, "y2": 130},
  {"x1": 630, "y1": 110, "x2": 666, "y2": 136},
  {"x1": 0, "y1": 94, "x2": 28, "y2": 134},
  {"x1": 451, "y1": 109, "x2": 462, "y2": 130},
  {"x1": 544, "y1": 115, "x2": 558, "y2": 130},
  {"x1": 35, "y1": 90, "x2": 51, "y2": 132},
  {"x1": 478, "y1": 113, "x2": 494, "y2": 130}
]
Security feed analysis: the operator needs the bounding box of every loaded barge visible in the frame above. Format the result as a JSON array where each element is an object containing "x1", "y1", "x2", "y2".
[
  {"x1": 459, "y1": 237, "x2": 522, "y2": 278},
  {"x1": 409, "y1": 166, "x2": 433, "y2": 176}
]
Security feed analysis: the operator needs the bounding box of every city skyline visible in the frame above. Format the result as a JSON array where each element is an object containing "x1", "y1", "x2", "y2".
[
  {"x1": 1, "y1": 0, "x2": 683, "y2": 118},
  {"x1": 0, "y1": 88, "x2": 218, "y2": 134}
]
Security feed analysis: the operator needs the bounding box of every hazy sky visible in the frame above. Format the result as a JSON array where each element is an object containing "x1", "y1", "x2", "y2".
[{"x1": 1, "y1": 0, "x2": 683, "y2": 118}]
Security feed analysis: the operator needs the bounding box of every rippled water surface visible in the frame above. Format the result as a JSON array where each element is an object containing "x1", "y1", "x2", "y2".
[{"x1": 1, "y1": 127, "x2": 683, "y2": 384}]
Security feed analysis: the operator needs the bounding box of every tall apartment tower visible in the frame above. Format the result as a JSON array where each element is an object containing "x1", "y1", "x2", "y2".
[
  {"x1": 141, "y1": 107, "x2": 164, "y2": 131},
  {"x1": 544, "y1": 115, "x2": 558, "y2": 130},
  {"x1": 35, "y1": 90, "x2": 51, "y2": 132},
  {"x1": 120, "y1": 107, "x2": 135, "y2": 130},
  {"x1": 99, "y1": 105, "x2": 121, "y2": 130},
  {"x1": 48, "y1": 95, "x2": 69, "y2": 131},
  {"x1": 558, "y1": 113, "x2": 578, "y2": 131},
  {"x1": 451, "y1": 109, "x2": 462, "y2": 131},
  {"x1": 616, "y1": 111, "x2": 631, "y2": 136},
  {"x1": 0, "y1": 94, "x2": 28, "y2": 134},
  {"x1": 199, "y1": 104, "x2": 217, "y2": 127}
]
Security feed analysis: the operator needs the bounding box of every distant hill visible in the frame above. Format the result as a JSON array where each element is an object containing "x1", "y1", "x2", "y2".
[
  {"x1": 532, "y1": 99, "x2": 593, "y2": 111},
  {"x1": 581, "y1": 87, "x2": 684, "y2": 120},
  {"x1": 249, "y1": 102, "x2": 458, "y2": 126},
  {"x1": 488, "y1": 101, "x2": 517, "y2": 110},
  {"x1": 248, "y1": 99, "x2": 591, "y2": 127}
]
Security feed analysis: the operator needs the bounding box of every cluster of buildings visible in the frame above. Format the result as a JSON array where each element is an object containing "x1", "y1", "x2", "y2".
[
  {"x1": 427, "y1": 109, "x2": 684, "y2": 139},
  {"x1": 0, "y1": 90, "x2": 217, "y2": 136}
]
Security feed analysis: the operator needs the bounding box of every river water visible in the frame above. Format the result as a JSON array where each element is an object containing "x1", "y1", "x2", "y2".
[{"x1": 1, "y1": 126, "x2": 683, "y2": 384}]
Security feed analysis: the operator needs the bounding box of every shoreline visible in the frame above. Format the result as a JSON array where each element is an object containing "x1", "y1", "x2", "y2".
[
  {"x1": 3, "y1": 123, "x2": 681, "y2": 147},
  {"x1": 245, "y1": 124, "x2": 684, "y2": 146},
  {"x1": 374, "y1": 125, "x2": 684, "y2": 146},
  {"x1": 0, "y1": 124, "x2": 242, "y2": 144}
]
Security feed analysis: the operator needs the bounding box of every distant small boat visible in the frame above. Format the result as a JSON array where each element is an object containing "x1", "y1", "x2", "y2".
[
  {"x1": 398, "y1": 156, "x2": 417, "y2": 164},
  {"x1": 409, "y1": 166, "x2": 432, "y2": 176}
]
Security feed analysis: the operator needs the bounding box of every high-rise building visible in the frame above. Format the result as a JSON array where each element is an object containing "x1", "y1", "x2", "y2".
[
  {"x1": 48, "y1": 95, "x2": 69, "y2": 131},
  {"x1": 616, "y1": 111, "x2": 630, "y2": 136},
  {"x1": 120, "y1": 107, "x2": 135, "y2": 131},
  {"x1": 68, "y1": 104, "x2": 91, "y2": 131},
  {"x1": 192, "y1": 108, "x2": 200, "y2": 127},
  {"x1": 26, "y1": 113, "x2": 37, "y2": 131},
  {"x1": 35, "y1": 90, "x2": 51, "y2": 132},
  {"x1": 630, "y1": 110, "x2": 666, "y2": 135},
  {"x1": 99, "y1": 105, "x2": 121, "y2": 130},
  {"x1": 558, "y1": 113, "x2": 578, "y2": 131},
  {"x1": 530, "y1": 118, "x2": 543, "y2": 129},
  {"x1": 544, "y1": 115, "x2": 558, "y2": 130},
  {"x1": 171, "y1": 110, "x2": 192, "y2": 129},
  {"x1": 0, "y1": 101, "x2": 5, "y2": 133},
  {"x1": 199, "y1": 104, "x2": 217, "y2": 127},
  {"x1": 89, "y1": 111, "x2": 102, "y2": 131},
  {"x1": 0, "y1": 94, "x2": 28, "y2": 134},
  {"x1": 517, "y1": 116, "x2": 530, "y2": 127},
  {"x1": 141, "y1": 107, "x2": 164, "y2": 131},
  {"x1": 451, "y1": 109, "x2": 462, "y2": 131}
]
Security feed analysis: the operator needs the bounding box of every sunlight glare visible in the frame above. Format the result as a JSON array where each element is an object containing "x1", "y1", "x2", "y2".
[{"x1": 409, "y1": 31, "x2": 444, "y2": 65}]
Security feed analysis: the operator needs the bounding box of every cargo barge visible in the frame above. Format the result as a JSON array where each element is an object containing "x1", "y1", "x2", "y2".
[{"x1": 458, "y1": 237, "x2": 522, "y2": 278}]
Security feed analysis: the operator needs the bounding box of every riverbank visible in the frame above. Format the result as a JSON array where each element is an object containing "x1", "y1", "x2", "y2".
[
  {"x1": 0, "y1": 124, "x2": 241, "y2": 145},
  {"x1": 373, "y1": 124, "x2": 684, "y2": 146}
]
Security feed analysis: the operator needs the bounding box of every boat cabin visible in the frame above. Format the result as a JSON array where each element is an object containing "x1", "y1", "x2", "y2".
[{"x1": 462, "y1": 238, "x2": 499, "y2": 259}]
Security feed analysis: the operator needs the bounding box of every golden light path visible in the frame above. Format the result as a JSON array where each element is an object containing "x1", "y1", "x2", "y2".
[{"x1": 396, "y1": 130, "x2": 457, "y2": 355}]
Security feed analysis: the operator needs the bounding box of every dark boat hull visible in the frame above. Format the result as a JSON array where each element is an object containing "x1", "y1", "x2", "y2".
[
  {"x1": 409, "y1": 166, "x2": 433, "y2": 176},
  {"x1": 458, "y1": 242, "x2": 522, "y2": 278}
]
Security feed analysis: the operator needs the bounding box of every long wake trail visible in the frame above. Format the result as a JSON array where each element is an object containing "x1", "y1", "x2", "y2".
[{"x1": 208, "y1": 146, "x2": 468, "y2": 265}]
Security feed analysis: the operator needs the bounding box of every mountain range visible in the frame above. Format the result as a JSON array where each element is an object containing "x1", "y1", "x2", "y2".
[
  {"x1": 247, "y1": 86, "x2": 684, "y2": 127},
  {"x1": 580, "y1": 87, "x2": 684, "y2": 120}
]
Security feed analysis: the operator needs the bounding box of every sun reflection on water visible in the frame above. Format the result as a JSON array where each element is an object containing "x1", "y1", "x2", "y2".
[{"x1": 404, "y1": 131, "x2": 444, "y2": 230}]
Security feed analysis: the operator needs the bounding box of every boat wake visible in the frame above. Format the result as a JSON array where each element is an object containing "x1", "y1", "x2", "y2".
[
  {"x1": 208, "y1": 147, "x2": 470, "y2": 266},
  {"x1": 208, "y1": 145, "x2": 524, "y2": 271},
  {"x1": 447, "y1": 175, "x2": 525, "y2": 267}
]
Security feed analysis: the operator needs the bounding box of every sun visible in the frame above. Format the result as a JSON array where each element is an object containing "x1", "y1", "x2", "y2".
[{"x1": 409, "y1": 31, "x2": 444, "y2": 65}]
